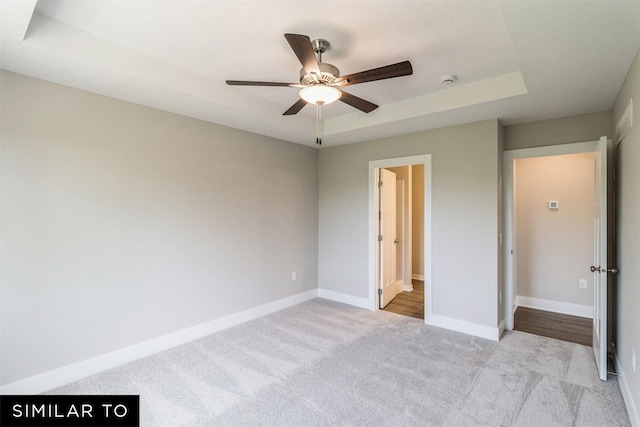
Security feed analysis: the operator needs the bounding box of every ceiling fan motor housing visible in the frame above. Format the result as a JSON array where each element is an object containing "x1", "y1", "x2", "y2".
[
  {"x1": 300, "y1": 62, "x2": 340, "y2": 85},
  {"x1": 299, "y1": 38, "x2": 339, "y2": 86}
]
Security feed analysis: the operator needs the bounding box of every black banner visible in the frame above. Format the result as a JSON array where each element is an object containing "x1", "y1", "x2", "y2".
[{"x1": 0, "y1": 395, "x2": 139, "y2": 427}]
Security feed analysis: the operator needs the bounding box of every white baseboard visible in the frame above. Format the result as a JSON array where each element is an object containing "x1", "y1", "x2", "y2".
[
  {"x1": 403, "y1": 283, "x2": 414, "y2": 292},
  {"x1": 517, "y1": 296, "x2": 593, "y2": 319},
  {"x1": 317, "y1": 288, "x2": 371, "y2": 310},
  {"x1": 0, "y1": 289, "x2": 319, "y2": 395},
  {"x1": 615, "y1": 353, "x2": 640, "y2": 427},
  {"x1": 425, "y1": 313, "x2": 501, "y2": 341},
  {"x1": 411, "y1": 274, "x2": 425, "y2": 281}
]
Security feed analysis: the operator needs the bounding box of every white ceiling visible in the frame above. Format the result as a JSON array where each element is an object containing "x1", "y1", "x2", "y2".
[{"x1": 1, "y1": 0, "x2": 639, "y2": 147}]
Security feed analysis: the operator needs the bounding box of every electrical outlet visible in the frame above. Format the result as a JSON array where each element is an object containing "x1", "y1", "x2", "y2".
[
  {"x1": 291, "y1": 272, "x2": 297, "y2": 281},
  {"x1": 579, "y1": 279, "x2": 587, "y2": 289}
]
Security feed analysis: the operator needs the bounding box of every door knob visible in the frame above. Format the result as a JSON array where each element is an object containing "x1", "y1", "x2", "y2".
[
  {"x1": 394, "y1": 239, "x2": 399, "y2": 244},
  {"x1": 590, "y1": 265, "x2": 619, "y2": 274}
]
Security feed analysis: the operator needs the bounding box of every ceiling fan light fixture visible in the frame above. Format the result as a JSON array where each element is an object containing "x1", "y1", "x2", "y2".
[{"x1": 299, "y1": 85, "x2": 341, "y2": 105}]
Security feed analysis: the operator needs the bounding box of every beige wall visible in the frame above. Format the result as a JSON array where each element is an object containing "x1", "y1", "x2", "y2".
[
  {"x1": 514, "y1": 153, "x2": 595, "y2": 307},
  {"x1": 0, "y1": 71, "x2": 319, "y2": 386},
  {"x1": 505, "y1": 111, "x2": 612, "y2": 150},
  {"x1": 612, "y1": 49, "x2": 640, "y2": 423},
  {"x1": 319, "y1": 120, "x2": 501, "y2": 328}
]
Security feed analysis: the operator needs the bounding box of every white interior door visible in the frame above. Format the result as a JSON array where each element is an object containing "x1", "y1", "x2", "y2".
[
  {"x1": 379, "y1": 169, "x2": 398, "y2": 308},
  {"x1": 592, "y1": 136, "x2": 608, "y2": 381}
]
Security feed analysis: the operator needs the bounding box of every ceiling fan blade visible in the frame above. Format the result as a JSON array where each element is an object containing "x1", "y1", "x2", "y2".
[
  {"x1": 283, "y1": 98, "x2": 308, "y2": 115},
  {"x1": 338, "y1": 90, "x2": 378, "y2": 113},
  {"x1": 335, "y1": 61, "x2": 413, "y2": 86},
  {"x1": 226, "y1": 80, "x2": 301, "y2": 87},
  {"x1": 284, "y1": 33, "x2": 321, "y2": 76}
]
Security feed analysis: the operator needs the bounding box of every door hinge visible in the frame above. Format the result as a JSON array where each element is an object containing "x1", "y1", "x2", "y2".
[
  {"x1": 378, "y1": 180, "x2": 383, "y2": 188},
  {"x1": 378, "y1": 289, "x2": 383, "y2": 296},
  {"x1": 378, "y1": 234, "x2": 383, "y2": 242}
]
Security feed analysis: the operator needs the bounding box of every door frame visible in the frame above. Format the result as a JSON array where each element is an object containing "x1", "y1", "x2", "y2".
[
  {"x1": 503, "y1": 140, "x2": 602, "y2": 330},
  {"x1": 369, "y1": 155, "x2": 432, "y2": 317}
]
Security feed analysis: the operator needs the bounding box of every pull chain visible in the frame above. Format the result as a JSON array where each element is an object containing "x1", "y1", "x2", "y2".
[
  {"x1": 316, "y1": 101, "x2": 324, "y2": 145},
  {"x1": 315, "y1": 46, "x2": 323, "y2": 145}
]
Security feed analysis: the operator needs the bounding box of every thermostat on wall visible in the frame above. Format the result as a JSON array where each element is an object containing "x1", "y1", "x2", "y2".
[{"x1": 549, "y1": 201, "x2": 559, "y2": 210}]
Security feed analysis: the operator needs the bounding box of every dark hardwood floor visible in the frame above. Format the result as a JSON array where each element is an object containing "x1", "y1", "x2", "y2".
[
  {"x1": 382, "y1": 287, "x2": 591, "y2": 346},
  {"x1": 382, "y1": 280, "x2": 424, "y2": 319},
  {"x1": 514, "y1": 306, "x2": 592, "y2": 346}
]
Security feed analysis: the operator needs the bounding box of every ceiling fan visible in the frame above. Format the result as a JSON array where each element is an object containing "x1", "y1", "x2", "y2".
[{"x1": 226, "y1": 33, "x2": 413, "y2": 144}]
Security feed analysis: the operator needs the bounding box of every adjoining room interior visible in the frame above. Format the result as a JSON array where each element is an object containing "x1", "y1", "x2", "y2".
[
  {"x1": 511, "y1": 152, "x2": 596, "y2": 346},
  {"x1": 1, "y1": 1, "x2": 639, "y2": 425}
]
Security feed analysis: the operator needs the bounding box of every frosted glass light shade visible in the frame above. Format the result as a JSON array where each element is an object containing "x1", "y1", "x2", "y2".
[{"x1": 299, "y1": 85, "x2": 341, "y2": 105}]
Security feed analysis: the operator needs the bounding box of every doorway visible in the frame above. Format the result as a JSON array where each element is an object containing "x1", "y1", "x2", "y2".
[
  {"x1": 378, "y1": 165, "x2": 424, "y2": 319},
  {"x1": 511, "y1": 152, "x2": 596, "y2": 345},
  {"x1": 368, "y1": 155, "x2": 431, "y2": 320}
]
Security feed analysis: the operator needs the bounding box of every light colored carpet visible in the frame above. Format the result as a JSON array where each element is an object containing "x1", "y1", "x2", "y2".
[{"x1": 47, "y1": 299, "x2": 631, "y2": 426}]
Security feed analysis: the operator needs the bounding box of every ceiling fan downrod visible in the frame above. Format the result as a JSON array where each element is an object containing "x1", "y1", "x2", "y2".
[{"x1": 312, "y1": 38, "x2": 330, "y2": 63}]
